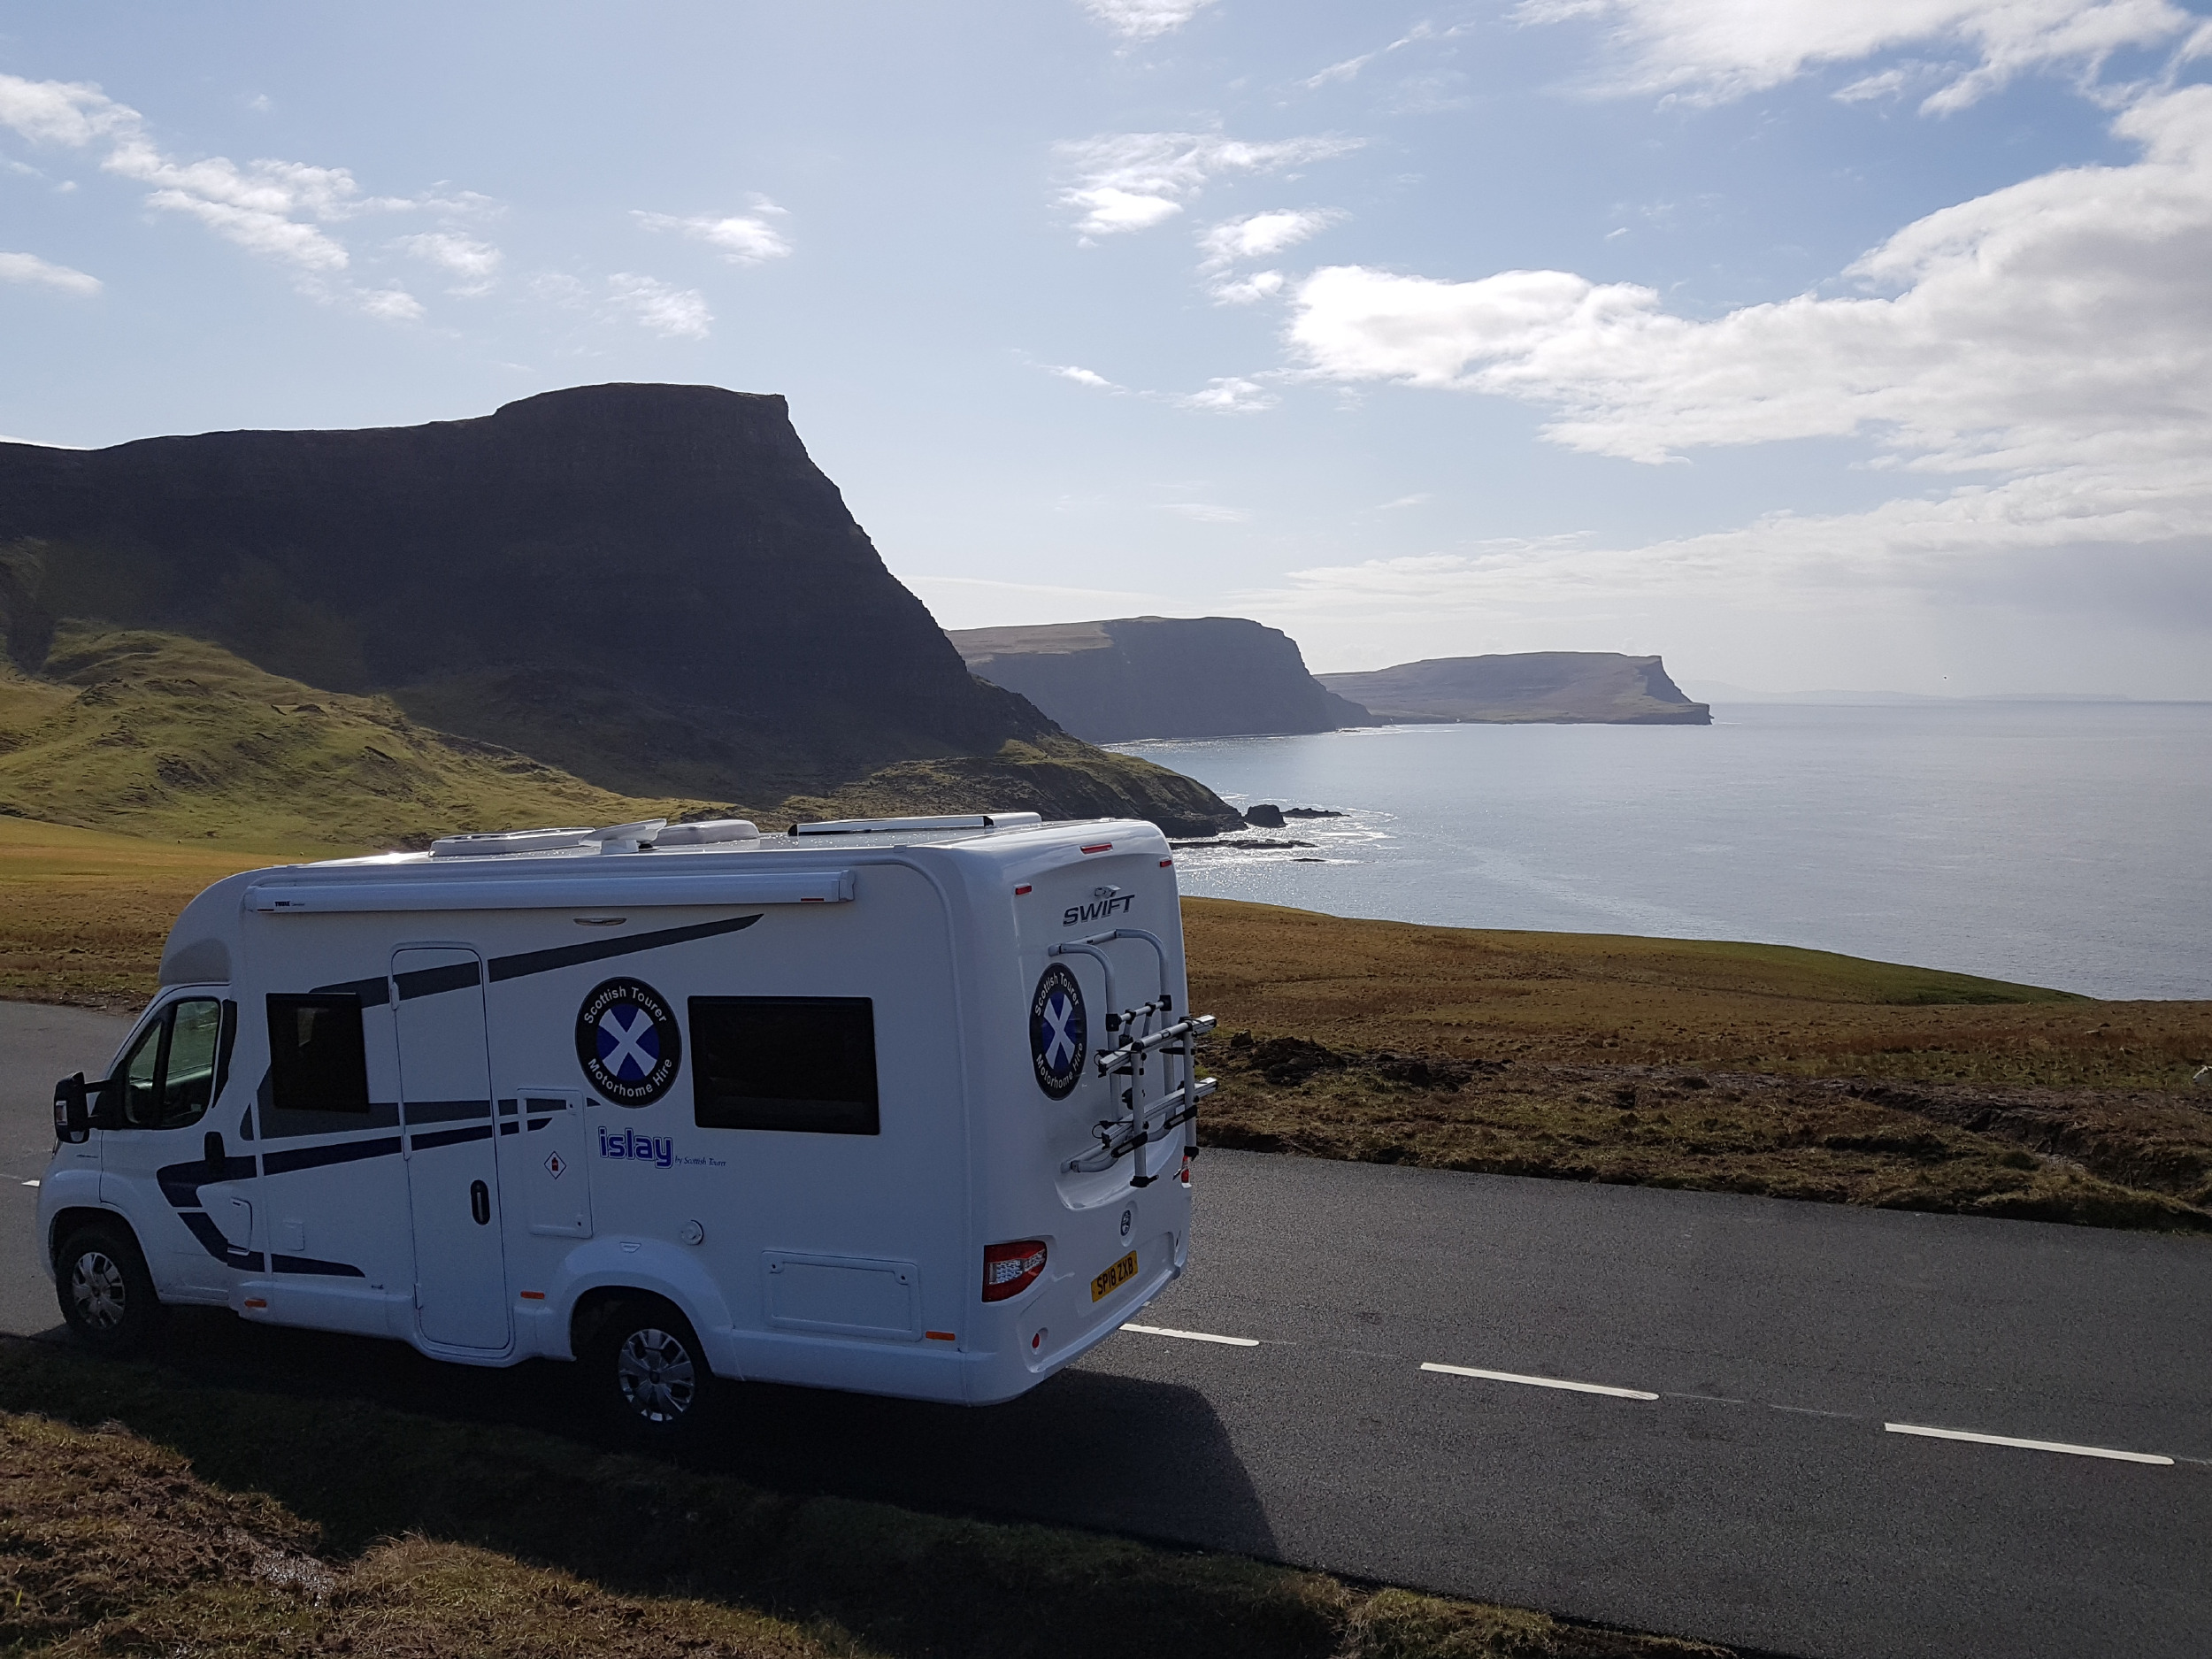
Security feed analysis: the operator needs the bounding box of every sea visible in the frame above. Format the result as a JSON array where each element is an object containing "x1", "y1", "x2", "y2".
[{"x1": 1115, "y1": 702, "x2": 2211, "y2": 1002}]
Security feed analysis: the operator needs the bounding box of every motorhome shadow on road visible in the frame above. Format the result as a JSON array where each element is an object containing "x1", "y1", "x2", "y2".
[
  {"x1": 98, "y1": 1301, "x2": 1287, "y2": 1564},
  {"x1": 41, "y1": 813, "x2": 1213, "y2": 1441}
]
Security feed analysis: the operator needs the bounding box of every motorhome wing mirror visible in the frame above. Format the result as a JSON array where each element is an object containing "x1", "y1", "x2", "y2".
[
  {"x1": 86, "y1": 1075, "x2": 123, "y2": 1132},
  {"x1": 53, "y1": 1074, "x2": 88, "y2": 1144}
]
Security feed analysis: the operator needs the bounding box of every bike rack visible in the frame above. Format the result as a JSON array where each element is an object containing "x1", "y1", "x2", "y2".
[{"x1": 1051, "y1": 930, "x2": 1213, "y2": 1187}]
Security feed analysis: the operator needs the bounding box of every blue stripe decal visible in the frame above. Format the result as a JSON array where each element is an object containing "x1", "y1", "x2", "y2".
[
  {"x1": 271, "y1": 1254, "x2": 367, "y2": 1278},
  {"x1": 179, "y1": 1210, "x2": 265, "y2": 1273},
  {"x1": 403, "y1": 1097, "x2": 491, "y2": 1125},
  {"x1": 411, "y1": 1124, "x2": 495, "y2": 1150},
  {"x1": 157, "y1": 1155, "x2": 258, "y2": 1210},
  {"x1": 264, "y1": 1135, "x2": 403, "y2": 1176},
  {"x1": 307, "y1": 913, "x2": 761, "y2": 1011},
  {"x1": 396, "y1": 959, "x2": 482, "y2": 1001}
]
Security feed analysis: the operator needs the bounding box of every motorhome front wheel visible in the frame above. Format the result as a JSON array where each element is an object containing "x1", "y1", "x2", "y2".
[{"x1": 56, "y1": 1223, "x2": 161, "y2": 1356}]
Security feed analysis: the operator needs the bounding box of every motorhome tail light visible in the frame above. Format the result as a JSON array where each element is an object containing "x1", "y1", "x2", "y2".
[
  {"x1": 1014, "y1": 885, "x2": 1032, "y2": 895},
  {"x1": 982, "y1": 1240, "x2": 1048, "y2": 1302},
  {"x1": 1159, "y1": 858, "x2": 1172, "y2": 868}
]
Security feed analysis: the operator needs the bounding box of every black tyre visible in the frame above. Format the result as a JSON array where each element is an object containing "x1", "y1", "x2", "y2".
[
  {"x1": 55, "y1": 1221, "x2": 161, "y2": 1356},
  {"x1": 586, "y1": 1300, "x2": 713, "y2": 1447}
]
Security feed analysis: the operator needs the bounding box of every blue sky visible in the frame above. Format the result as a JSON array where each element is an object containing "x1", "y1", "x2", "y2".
[{"x1": 4, "y1": 1, "x2": 2208, "y2": 695}]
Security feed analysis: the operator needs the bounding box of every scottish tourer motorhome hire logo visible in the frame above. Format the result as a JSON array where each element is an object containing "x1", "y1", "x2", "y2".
[
  {"x1": 1029, "y1": 964, "x2": 1087, "y2": 1100},
  {"x1": 576, "y1": 977, "x2": 682, "y2": 1105}
]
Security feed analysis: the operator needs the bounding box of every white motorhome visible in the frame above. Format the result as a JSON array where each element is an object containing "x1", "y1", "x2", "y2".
[{"x1": 42, "y1": 813, "x2": 1212, "y2": 1439}]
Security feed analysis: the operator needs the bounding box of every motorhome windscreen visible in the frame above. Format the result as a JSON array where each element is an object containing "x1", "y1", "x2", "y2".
[
  {"x1": 265, "y1": 994, "x2": 371, "y2": 1113},
  {"x1": 688, "y1": 997, "x2": 879, "y2": 1134}
]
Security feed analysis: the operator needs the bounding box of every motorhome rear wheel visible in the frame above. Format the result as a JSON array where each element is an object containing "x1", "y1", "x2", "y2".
[{"x1": 590, "y1": 1298, "x2": 712, "y2": 1445}]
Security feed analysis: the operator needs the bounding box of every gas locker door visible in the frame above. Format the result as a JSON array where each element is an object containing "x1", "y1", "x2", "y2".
[{"x1": 392, "y1": 947, "x2": 510, "y2": 1350}]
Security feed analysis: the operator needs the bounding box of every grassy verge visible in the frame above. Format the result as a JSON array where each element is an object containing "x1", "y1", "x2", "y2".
[
  {"x1": 1185, "y1": 899, "x2": 2212, "y2": 1231},
  {"x1": 0, "y1": 1338, "x2": 1726, "y2": 1659}
]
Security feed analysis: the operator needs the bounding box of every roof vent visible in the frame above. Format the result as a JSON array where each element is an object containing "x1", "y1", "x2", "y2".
[
  {"x1": 586, "y1": 818, "x2": 668, "y2": 854},
  {"x1": 656, "y1": 818, "x2": 760, "y2": 846},
  {"x1": 430, "y1": 826, "x2": 595, "y2": 858}
]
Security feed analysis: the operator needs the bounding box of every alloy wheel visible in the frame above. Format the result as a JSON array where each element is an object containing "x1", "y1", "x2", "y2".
[
  {"x1": 614, "y1": 1326, "x2": 697, "y2": 1423},
  {"x1": 69, "y1": 1251, "x2": 127, "y2": 1332}
]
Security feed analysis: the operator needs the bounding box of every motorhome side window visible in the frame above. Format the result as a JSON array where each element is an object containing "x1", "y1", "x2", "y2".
[
  {"x1": 689, "y1": 997, "x2": 879, "y2": 1135},
  {"x1": 265, "y1": 994, "x2": 371, "y2": 1114},
  {"x1": 114, "y1": 997, "x2": 224, "y2": 1129}
]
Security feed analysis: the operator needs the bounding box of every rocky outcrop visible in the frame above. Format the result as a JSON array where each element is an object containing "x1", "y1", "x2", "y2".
[
  {"x1": 0, "y1": 384, "x2": 1243, "y2": 832},
  {"x1": 1316, "y1": 652, "x2": 1710, "y2": 726},
  {"x1": 949, "y1": 616, "x2": 1371, "y2": 742}
]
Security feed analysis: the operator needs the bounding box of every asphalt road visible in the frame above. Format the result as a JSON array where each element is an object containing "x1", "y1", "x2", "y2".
[{"x1": 4, "y1": 1001, "x2": 2208, "y2": 1658}]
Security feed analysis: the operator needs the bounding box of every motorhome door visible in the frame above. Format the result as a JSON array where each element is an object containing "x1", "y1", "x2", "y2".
[{"x1": 392, "y1": 946, "x2": 510, "y2": 1350}]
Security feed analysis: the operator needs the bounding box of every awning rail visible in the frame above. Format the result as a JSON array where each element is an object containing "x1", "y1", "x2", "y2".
[{"x1": 247, "y1": 870, "x2": 856, "y2": 913}]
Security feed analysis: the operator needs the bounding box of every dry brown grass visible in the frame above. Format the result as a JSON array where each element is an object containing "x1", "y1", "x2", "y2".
[
  {"x1": 0, "y1": 1355, "x2": 1731, "y2": 1659},
  {"x1": 1186, "y1": 899, "x2": 2212, "y2": 1231},
  {"x1": 0, "y1": 817, "x2": 339, "y2": 1008}
]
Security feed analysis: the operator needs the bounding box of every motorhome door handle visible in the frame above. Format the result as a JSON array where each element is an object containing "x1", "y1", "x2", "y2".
[
  {"x1": 204, "y1": 1130, "x2": 225, "y2": 1175},
  {"x1": 469, "y1": 1180, "x2": 490, "y2": 1225}
]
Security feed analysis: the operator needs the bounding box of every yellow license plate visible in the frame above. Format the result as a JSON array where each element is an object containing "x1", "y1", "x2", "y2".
[{"x1": 1090, "y1": 1250, "x2": 1139, "y2": 1302}]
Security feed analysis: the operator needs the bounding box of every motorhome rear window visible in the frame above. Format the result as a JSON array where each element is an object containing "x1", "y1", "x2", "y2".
[
  {"x1": 265, "y1": 994, "x2": 371, "y2": 1114},
  {"x1": 688, "y1": 997, "x2": 879, "y2": 1135}
]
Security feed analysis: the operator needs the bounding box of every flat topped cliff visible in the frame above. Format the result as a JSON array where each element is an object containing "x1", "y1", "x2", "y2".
[
  {"x1": 951, "y1": 615, "x2": 1370, "y2": 742},
  {"x1": 1317, "y1": 652, "x2": 1710, "y2": 726},
  {"x1": 0, "y1": 384, "x2": 1240, "y2": 832}
]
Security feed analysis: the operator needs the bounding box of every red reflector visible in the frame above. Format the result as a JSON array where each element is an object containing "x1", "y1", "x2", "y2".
[
  {"x1": 242, "y1": 1298, "x2": 267, "y2": 1310},
  {"x1": 519, "y1": 1290, "x2": 546, "y2": 1300},
  {"x1": 926, "y1": 1330, "x2": 956, "y2": 1341},
  {"x1": 1015, "y1": 885, "x2": 1032, "y2": 895},
  {"x1": 982, "y1": 1239, "x2": 1048, "y2": 1302},
  {"x1": 1159, "y1": 858, "x2": 1172, "y2": 867},
  {"x1": 1080, "y1": 842, "x2": 1112, "y2": 854}
]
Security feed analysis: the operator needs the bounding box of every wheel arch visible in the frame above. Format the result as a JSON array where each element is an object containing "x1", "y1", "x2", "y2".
[
  {"x1": 570, "y1": 1285, "x2": 696, "y2": 1357},
  {"x1": 49, "y1": 1206, "x2": 137, "y2": 1267}
]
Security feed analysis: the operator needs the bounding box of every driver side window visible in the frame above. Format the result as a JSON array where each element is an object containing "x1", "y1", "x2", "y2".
[{"x1": 113, "y1": 999, "x2": 226, "y2": 1130}]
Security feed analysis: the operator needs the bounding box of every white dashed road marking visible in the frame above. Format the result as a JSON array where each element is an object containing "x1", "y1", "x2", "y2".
[
  {"x1": 1422, "y1": 1362, "x2": 1660, "y2": 1401},
  {"x1": 1885, "y1": 1422, "x2": 2174, "y2": 1465},
  {"x1": 1122, "y1": 1323, "x2": 1262, "y2": 1348}
]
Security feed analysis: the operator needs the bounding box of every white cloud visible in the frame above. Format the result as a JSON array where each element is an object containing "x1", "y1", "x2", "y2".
[
  {"x1": 1293, "y1": 86, "x2": 2212, "y2": 475},
  {"x1": 0, "y1": 73, "x2": 132, "y2": 148},
  {"x1": 0, "y1": 71, "x2": 434, "y2": 318},
  {"x1": 1178, "y1": 376, "x2": 1278, "y2": 412},
  {"x1": 1056, "y1": 131, "x2": 1363, "y2": 237},
  {"x1": 1302, "y1": 53, "x2": 1379, "y2": 89},
  {"x1": 357, "y1": 288, "x2": 425, "y2": 322},
  {"x1": 607, "y1": 273, "x2": 711, "y2": 339},
  {"x1": 1081, "y1": 0, "x2": 1217, "y2": 42},
  {"x1": 1211, "y1": 270, "x2": 1287, "y2": 304},
  {"x1": 398, "y1": 231, "x2": 502, "y2": 293},
  {"x1": 634, "y1": 206, "x2": 792, "y2": 265},
  {"x1": 1282, "y1": 84, "x2": 2212, "y2": 664},
  {"x1": 1048, "y1": 364, "x2": 1122, "y2": 389},
  {"x1": 0, "y1": 250, "x2": 101, "y2": 295},
  {"x1": 1168, "y1": 501, "x2": 1251, "y2": 522},
  {"x1": 1199, "y1": 207, "x2": 1343, "y2": 268},
  {"x1": 1517, "y1": 0, "x2": 2200, "y2": 111}
]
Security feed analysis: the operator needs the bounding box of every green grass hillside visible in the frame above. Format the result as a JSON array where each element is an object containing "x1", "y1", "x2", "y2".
[
  {"x1": 0, "y1": 624, "x2": 712, "y2": 849},
  {"x1": 0, "y1": 624, "x2": 1231, "y2": 851}
]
